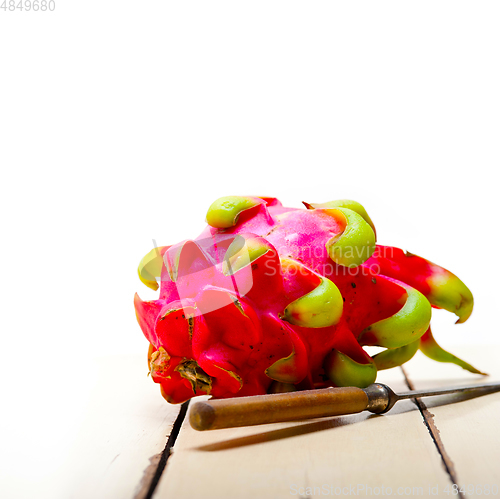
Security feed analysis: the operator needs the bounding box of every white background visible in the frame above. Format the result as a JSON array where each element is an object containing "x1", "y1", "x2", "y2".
[{"x1": 1, "y1": 1, "x2": 499, "y2": 497}]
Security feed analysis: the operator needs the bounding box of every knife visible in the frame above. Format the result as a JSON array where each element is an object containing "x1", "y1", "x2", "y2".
[{"x1": 189, "y1": 381, "x2": 500, "y2": 431}]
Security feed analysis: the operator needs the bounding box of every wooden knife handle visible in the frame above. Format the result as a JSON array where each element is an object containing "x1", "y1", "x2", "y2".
[{"x1": 189, "y1": 386, "x2": 369, "y2": 431}]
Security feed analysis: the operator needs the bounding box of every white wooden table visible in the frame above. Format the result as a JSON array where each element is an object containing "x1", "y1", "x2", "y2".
[{"x1": 61, "y1": 347, "x2": 500, "y2": 498}]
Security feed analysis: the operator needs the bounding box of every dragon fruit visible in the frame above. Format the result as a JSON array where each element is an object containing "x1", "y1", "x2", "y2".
[{"x1": 135, "y1": 196, "x2": 484, "y2": 404}]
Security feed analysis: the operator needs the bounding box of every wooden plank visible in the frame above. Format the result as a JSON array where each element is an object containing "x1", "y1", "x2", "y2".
[
  {"x1": 154, "y1": 369, "x2": 451, "y2": 498},
  {"x1": 57, "y1": 354, "x2": 181, "y2": 499},
  {"x1": 402, "y1": 346, "x2": 500, "y2": 493}
]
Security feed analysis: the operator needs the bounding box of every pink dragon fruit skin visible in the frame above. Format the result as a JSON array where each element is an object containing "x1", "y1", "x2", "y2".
[{"x1": 135, "y1": 196, "x2": 484, "y2": 404}]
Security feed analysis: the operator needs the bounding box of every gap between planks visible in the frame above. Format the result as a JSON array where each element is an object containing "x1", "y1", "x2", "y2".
[
  {"x1": 400, "y1": 365, "x2": 465, "y2": 499},
  {"x1": 134, "y1": 400, "x2": 190, "y2": 499}
]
